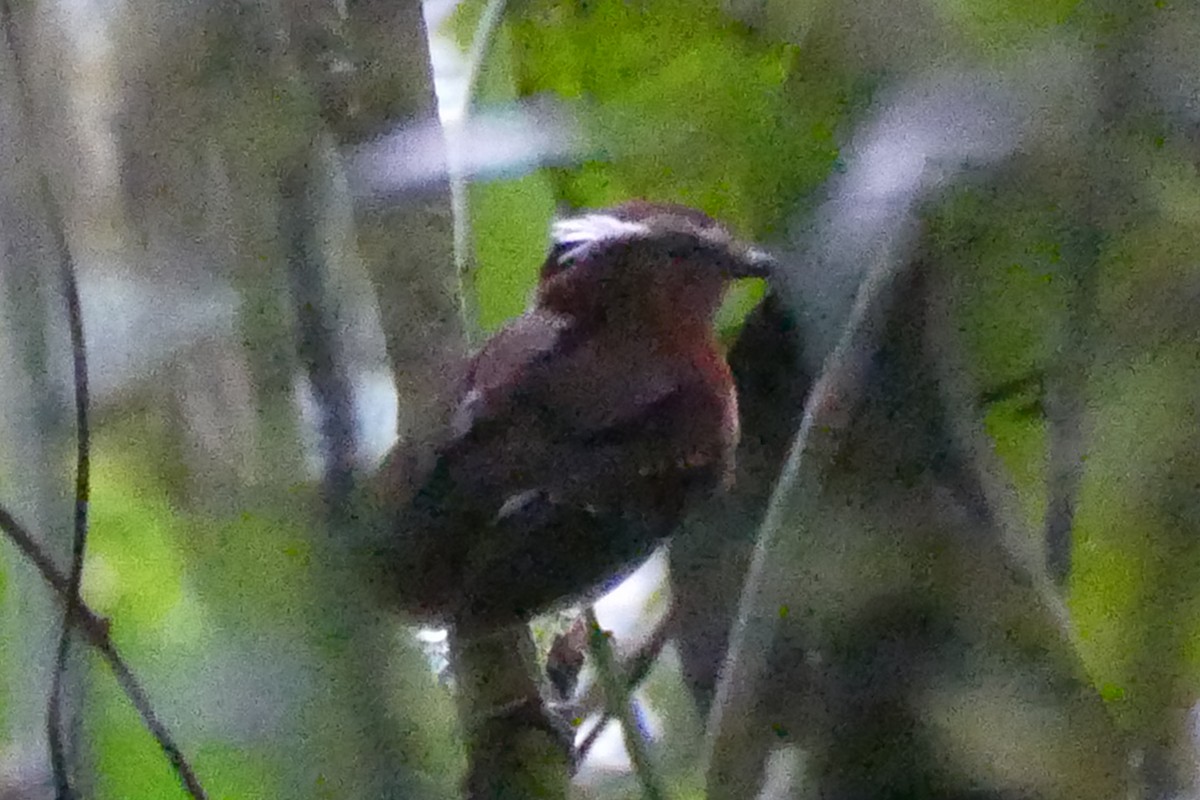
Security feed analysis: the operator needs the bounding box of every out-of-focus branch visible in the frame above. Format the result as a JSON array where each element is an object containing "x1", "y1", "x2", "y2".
[
  {"x1": 923, "y1": 274, "x2": 1074, "y2": 642},
  {"x1": 276, "y1": 125, "x2": 434, "y2": 797},
  {"x1": 670, "y1": 291, "x2": 809, "y2": 716},
  {"x1": 279, "y1": 142, "x2": 358, "y2": 519},
  {"x1": 279, "y1": 0, "x2": 464, "y2": 444},
  {"x1": 279, "y1": 7, "x2": 559, "y2": 799},
  {"x1": 923, "y1": 259, "x2": 1131, "y2": 799},
  {"x1": 1043, "y1": 3, "x2": 1150, "y2": 587},
  {"x1": 453, "y1": 626, "x2": 572, "y2": 800},
  {"x1": 694, "y1": 62, "x2": 1119, "y2": 794},
  {"x1": 702, "y1": 232, "x2": 917, "y2": 798}
]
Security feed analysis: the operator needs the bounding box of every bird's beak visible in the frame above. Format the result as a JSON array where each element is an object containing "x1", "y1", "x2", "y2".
[{"x1": 727, "y1": 245, "x2": 778, "y2": 279}]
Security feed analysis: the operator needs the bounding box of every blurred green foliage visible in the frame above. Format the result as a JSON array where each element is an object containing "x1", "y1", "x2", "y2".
[
  {"x1": 83, "y1": 415, "x2": 283, "y2": 798},
  {"x1": 932, "y1": 0, "x2": 1082, "y2": 53},
  {"x1": 80, "y1": 412, "x2": 461, "y2": 798},
  {"x1": 469, "y1": 175, "x2": 558, "y2": 331},
  {"x1": 450, "y1": 0, "x2": 849, "y2": 334},
  {"x1": 500, "y1": 0, "x2": 843, "y2": 230},
  {"x1": 5, "y1": 0, "x2": 1200, "y2": 796},
  {"x1": 929, "y1": 153, "x2": 1200, "y2": 742}
]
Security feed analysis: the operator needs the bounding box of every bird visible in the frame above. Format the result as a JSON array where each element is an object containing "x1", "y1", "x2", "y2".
[{"x1": 369, "y1": 200, "x2": 776, "y2": 633}]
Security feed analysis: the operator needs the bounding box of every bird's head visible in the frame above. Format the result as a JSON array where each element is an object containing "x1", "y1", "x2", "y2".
[{"x1": 534, "y1": 201, "x2": 776, "y2": 328}]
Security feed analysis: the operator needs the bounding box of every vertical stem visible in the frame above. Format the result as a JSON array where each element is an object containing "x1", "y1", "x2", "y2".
[
  {"x1": 280, "y1": 143, "x2": 357, "y2": 520},
  {"x1": 448, "y1": 0, "x2": 510, "y2": 345}
]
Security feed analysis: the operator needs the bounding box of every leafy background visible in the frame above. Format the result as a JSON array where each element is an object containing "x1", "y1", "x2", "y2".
[{"x1": 1, "y1": 0, "x2": 1199, "y2": 797}]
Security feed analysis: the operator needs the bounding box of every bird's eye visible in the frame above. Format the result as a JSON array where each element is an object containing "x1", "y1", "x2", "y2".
[{"x1": 540, "y1": 243, "x2": 579, "y2": 281}]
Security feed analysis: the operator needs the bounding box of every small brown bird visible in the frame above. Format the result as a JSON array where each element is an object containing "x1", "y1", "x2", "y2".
[{"x1": 373, "y1": 201, "x2": 775, "y2": 632}]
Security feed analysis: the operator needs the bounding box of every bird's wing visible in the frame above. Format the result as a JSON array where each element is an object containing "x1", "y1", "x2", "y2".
[
  {"x1": 384, "y1": 309, "x2": 733, "y2": 625},
  {"x1": 368, "y1": 308, "x2": 569, "y2": 508},
  {"x1": 398, "y1": 304, "x2": 734, "y2": 520},
  {"x1": 447, "y1": 307, "x2": 576, "y2": 440},
  {"x1": 446, "y1": 379, "x2": 732, "y2": 627},
  {"x1": 449, "y1": 308, "x2": 690, "y2": 444},
  {"x1": 437, "y1": 315, "x2": 732, "y2": 519}
]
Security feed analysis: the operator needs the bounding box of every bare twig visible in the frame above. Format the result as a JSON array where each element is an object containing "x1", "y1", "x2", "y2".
[
  {"x1": 574, "y1": 611, "x2": 672, "y2": 762},
  {"x1": 0, "y1": 3, "x2": 92, "y2": 795},
  {"x1": 0, "y1": 506, "x2": 209, "y2": 800},
  {"x1": 44, "y1": 167, "x2": 89, "y2": 800},
  {"x1": 0, "y1": 13, "x2": 206, "y2": 793},
  {"x1": 584, "y1": 609, "x2": 665, "y2": 800}
]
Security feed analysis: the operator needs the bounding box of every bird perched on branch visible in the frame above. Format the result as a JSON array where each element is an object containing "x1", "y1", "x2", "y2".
[{"x1": 371, "y1": 201, "x2": 775, "y2": 632}]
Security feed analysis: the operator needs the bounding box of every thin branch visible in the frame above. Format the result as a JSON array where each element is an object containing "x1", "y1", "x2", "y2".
[
  {"x1": 44, "y1": 166, "x2": 89, "y2": 800},
  {"x1": 701, "y1": 237, "x2": 916, "y2": 799},
  {"x1": 0, "y1": 509, "x2": 88, "y2": 620},
  {"x1": 449, "y1": 0, "x2": 509, "y2": 345},
  {"x1": 922, "y1": 273, "x2": 1079, "y2": 659},
  {"x1": 280, "y1": 146, "x2": 358, "y2": 520},
  {"x1": 573, "y1": 707, "x2": 605, "y2": 766},
  {"x1": 584, "y1": 609, "x2": 666, "y2": 800},
  {"x1": 574, "y1": 611, "x2": 671, "y2": 763},
  {"x1": 461, "y1": 0, "x2": 509, "y2": 115},
  {"x1": 0, "y1": 505, "x2": 209, "y2": 800},
  {"x1": 0, "y1": 3, "x2": 92, "y2": 795}
]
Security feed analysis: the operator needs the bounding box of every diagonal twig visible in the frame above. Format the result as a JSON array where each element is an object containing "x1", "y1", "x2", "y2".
[
  {"x1": 584, "y1": 608, "x2": 666, "y2": 800},
  {"x1": 0, "y1": 12, "x2": 207, "y2": 795},
  {"x1": 0, "y1": 505, "x2": 209, "y2": 800},
  {"x1": 573, "y1": 612, "x2": 672, "y2": 763}
]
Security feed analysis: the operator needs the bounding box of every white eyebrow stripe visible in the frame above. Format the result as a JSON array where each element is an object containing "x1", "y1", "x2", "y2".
[{"x1": 551, "y1": 214, "x2": 651, "y2": 246}]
